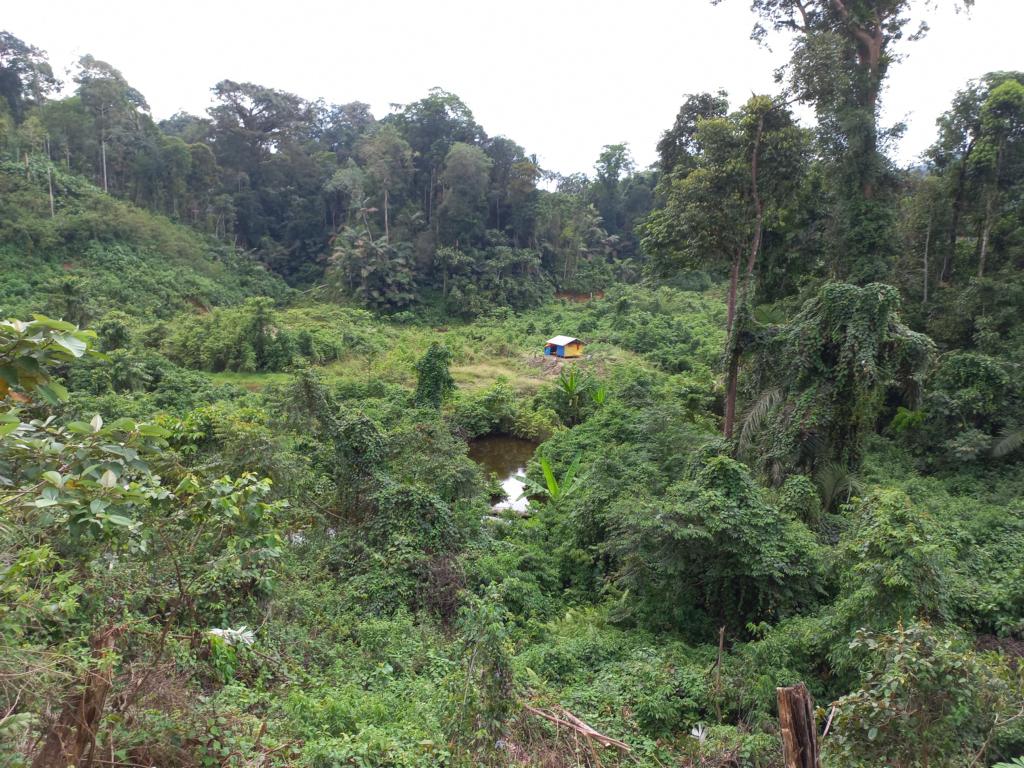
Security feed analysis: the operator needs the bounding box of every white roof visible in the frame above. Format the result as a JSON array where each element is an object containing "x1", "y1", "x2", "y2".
[{"x1": 546, "y1": 336, "x2": 582, "y2": 346}]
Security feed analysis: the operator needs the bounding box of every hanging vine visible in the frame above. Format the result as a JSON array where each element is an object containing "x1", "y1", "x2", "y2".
[{"x1": 740, "y1": 282, "x2": 934, "y2": 482}]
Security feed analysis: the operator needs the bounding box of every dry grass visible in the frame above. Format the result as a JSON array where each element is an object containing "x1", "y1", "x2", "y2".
[{"x1": 451, "y1": 360, "x2": 544, "y2": 393}]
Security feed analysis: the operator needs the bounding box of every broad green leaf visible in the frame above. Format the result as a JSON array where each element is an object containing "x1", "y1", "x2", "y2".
[
  {"x1": 104, "y1": 514, "x2": 132, "y2": 527},
  {"x1": 36, "y1": 381, "x2": 69, "y2": 405},
  {"x1": 540, "y1": 456, "x2": 559, "y2": 498},
  {"x1": 52, "y1": 332, "x2": 89, "y2": 358},
  {"x1": 30, "y1": 315, "x2": 78, "y2": 332}
]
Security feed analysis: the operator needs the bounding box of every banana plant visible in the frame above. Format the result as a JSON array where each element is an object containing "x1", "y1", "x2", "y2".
[{"x1": 516, "y1": 454, "x2": 585, "y2": 506}]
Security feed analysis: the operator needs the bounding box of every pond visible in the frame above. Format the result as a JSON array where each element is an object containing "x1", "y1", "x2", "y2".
[{"x1": 468, "y1": 435, "x2": 539, "y2": 513}]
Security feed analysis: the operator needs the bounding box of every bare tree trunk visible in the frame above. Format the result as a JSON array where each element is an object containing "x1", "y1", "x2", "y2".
[
  {"x1": 32, "y1": 626, "x2": 123, "y2": 768},
  {"x1": 922, "y1": 217, "x2": 931, "y2": 304},
  {"x1": 100, "y1": 137, "x2": 108, "y2": 194},
  {"x1": 47, "y1": 165, "x2": 55, "y2": 218},
  {"x1": 383, "y1": 187, "x2": 390, "y2": 244},
  {"x1": 713, "y1": 627, "x2": 725, "y2": 723},
  {"x1": 777, "y1": 683, "x2": 820, "y2": 768},
  {"x1": 726, "y1": 256, "x2": 739, "y2": 335},
  {"x1": 978, "y1": 192, "x2": 994, "y2": 278},
  {"x1": 746, "y1": 112, "x2": 765, "y2": 279},
  {"x1": 427, "y1": 167, "x2": 435, "y2": 223},
  {"x1": 725, "y1": 111, "x2": 766, "y2": 440}
]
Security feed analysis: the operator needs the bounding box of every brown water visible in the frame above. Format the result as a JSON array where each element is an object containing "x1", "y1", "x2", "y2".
[{"x1": 468, "y1": 435, "x2": 538, "y2": 513}]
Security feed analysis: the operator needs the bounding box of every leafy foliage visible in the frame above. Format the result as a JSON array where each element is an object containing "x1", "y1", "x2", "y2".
[
  {"x1": 414, "y1": 342, "x2": 455, "y2": 409},
  {"x1": 828, "y1": 622, "x2": 1020, "y2": 768}
]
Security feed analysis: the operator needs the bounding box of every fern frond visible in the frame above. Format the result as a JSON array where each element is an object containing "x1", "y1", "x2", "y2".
[
  {"x1": 993, "y1": 426, "x2": 1024, "y2": 458},
  {"x1": 738, "y1": 387, "x2": 783, "y2": 456}
]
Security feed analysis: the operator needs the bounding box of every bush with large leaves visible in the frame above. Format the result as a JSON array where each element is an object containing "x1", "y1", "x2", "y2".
[
  {"x1": 0, "y1": 316, "x2": 287, "y2": 764},
  {"x1": 605, "y1": 453, "x2": 822, "y2": 638}
]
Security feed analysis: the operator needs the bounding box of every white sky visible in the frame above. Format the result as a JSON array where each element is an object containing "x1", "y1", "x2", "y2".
[{"x1": 6, "y1": 0, "x2": 1022, "y2": 176}]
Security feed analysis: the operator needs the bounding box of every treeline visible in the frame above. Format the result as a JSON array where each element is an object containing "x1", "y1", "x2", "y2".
[
  {"x1": 634, "y1": 0, "x2": 1024, "y2": 463},
  {"x1": 0, "y1": 31, "x2": 653, "y2": 311}
]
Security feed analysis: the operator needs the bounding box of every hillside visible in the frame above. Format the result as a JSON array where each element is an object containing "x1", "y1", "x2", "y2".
[{"x1": 0, "y1": 158, "x2": 288, "y2": 321}]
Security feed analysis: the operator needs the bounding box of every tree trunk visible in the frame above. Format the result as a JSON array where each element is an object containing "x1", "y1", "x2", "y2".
[
  {"x1": 859, "y1": 38, "x2": 882, "y2": 201},
  {"x1": 383, "y1": 187, "x2": 390, "y2": 244},
  {"x1": 978, "y1": 192, "x2": 995, "y2": 278},
  {"x1": 922, "y1": 217, "x2": 931, "y2": 304},
  {"x1": 944, "y1": 138, "x2": 975, "y2": 282},
  {"x1": 47, "y1": 165, "x2": 55, "y2": 218},
  {"x1": 978, "y1": 138, "x2": 1006, "y2": 279},
  {"x1": 427, "y1": 167, "x2": 435, "y2": 223},
  {"x1": 32, "y1": 626, "x2": 123, "y2": 768},
  {"x1": 100, "y1": 137, "x2": 108, "y2": 194},
  {"x1": 726, "y1": 256, "x2": 739, "y2": 335},
  {"x1": 724, "y1": 111, "x2": 766, "y2": 441},
  {"x1": 777, "y1": 683, "x2": 820, "y2": 768},
  {"x1": 746, "y1": 111, "x2": 765, "y2": 279},
  {"x1": 830, "y1": 0, "x2": 884, "y2": 199}
]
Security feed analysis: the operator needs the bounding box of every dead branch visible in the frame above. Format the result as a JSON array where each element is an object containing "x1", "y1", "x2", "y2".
[{"x1": 524, "y1": 705, "x2": 631, "y2": 752}]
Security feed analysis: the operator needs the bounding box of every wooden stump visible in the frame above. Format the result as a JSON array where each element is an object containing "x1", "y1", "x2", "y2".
[
  {"x1": 777, "y1": 683, "x2": 820, "y2": 768},
  {"x1": 32, "y1": 626, "x2": 123, "y2": 768}
]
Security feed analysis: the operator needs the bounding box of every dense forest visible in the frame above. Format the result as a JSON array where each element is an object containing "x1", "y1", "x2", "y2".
[{"x1": 1, "y1": 0, "x2": 1024, "y2": 765}]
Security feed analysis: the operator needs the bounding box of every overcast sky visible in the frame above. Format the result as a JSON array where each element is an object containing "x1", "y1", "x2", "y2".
[{"x1": 6, "y1": 0, "x2": 1022, "y2": 176}]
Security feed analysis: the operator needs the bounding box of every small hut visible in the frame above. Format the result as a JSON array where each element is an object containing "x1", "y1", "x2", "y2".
[{"x1": 544, "y1": 336, "x2": 585, "y2": 358}]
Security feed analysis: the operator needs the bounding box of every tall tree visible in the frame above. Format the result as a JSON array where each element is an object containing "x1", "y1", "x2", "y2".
[
  {"x1": 929, "y1": 72, "x2": 1024, "y2": 281},
  {"x1": 641, "y1": 95, "x2": 808, "y2": 436},
  {"x1": 730, "y1": 0, "x2": 973, "y2": 282},
  {"x1": 972, "y1": 78, "x2": 1024, "y2": 277},
  {"x1": 357, "y1": 125, "x2": 412, "y2": 243},
  {"x1": 656, "y1": 90, "x2": 730, "y2": 173},
  {"x1": 391, "y1": 89, "x2": 484, "y2": 224},
  {"x1": 74, "y1": 55, "x2": 150, "y2": 193},
  {"x1": 438, "y1": 142, "x2": 492, "y2": 246},
  {"x1": 591, "y1": 143, "x2": 635, "y2": 236},
  {"x1": 0, "y1": 31, "x2": 59, "y2": 122}
]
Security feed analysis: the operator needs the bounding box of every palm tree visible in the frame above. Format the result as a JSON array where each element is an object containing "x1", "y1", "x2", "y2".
[{"x1": 814, "y1": 461, "x2": 865, "y2": 512}]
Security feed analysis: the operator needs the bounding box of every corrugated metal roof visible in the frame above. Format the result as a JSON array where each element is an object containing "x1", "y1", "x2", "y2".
[{"x1": 546, "y1": 336, "x2": 582, "y2": 346}]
